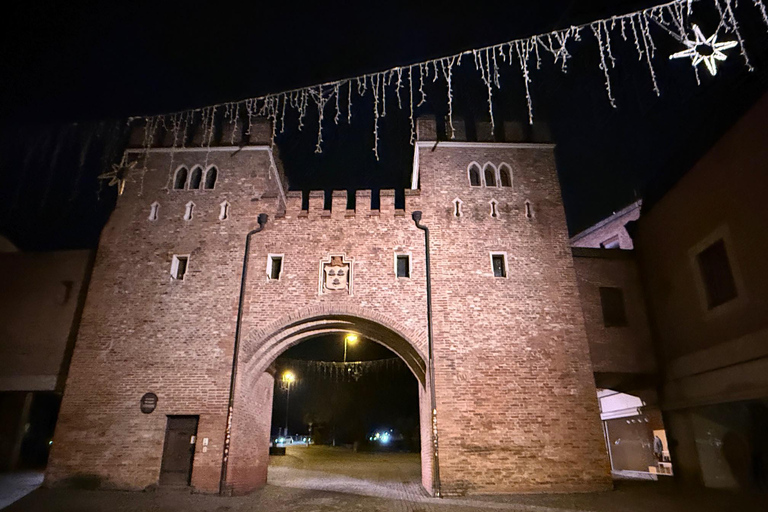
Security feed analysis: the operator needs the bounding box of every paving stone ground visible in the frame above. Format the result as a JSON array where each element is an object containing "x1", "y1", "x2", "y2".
[{"x1": 4, "y1": 447, "x2": 765, "y2": 511}]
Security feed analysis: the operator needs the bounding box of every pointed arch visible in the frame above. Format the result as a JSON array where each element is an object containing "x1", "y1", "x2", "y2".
[
  {"x1": 468, "y1": 162, "x2": 481, "y2": 187},
  {"x1": 483, "y1": 162, "x2": 497, "y2": 187},
  {"x1": 204, "y1": 166, "x2": 218, "y2": 189},
  {"x1": 173, "y1": 166, "x2": 188, "y2": 190},
  {"x1": 499, "y1": 163, "x2": 512, "y2": 188},
  {"x1": 189, "y1": 166, "x2": 203, "y2": 189}
]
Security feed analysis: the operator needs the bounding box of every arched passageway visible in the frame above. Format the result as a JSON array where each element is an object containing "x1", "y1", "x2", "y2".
[{"x1": 223, "y1": 313, "x2": 432, "y2": 496}]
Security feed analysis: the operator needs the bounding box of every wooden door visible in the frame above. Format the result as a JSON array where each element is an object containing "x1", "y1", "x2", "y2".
[{"x1": 159, "y1": 416, "x2": 198, "y2": 486}]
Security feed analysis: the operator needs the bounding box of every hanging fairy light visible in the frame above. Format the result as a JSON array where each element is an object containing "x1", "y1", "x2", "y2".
[{"x1": 125, "y1": 0, "x2": 765, "y2": 169}]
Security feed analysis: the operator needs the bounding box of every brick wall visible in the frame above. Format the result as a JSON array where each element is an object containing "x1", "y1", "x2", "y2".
[{"x1": 47, "y1": 117, "x2": 610, "y2": 495}]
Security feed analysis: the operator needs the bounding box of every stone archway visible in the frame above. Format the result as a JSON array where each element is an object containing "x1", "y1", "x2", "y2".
[{"x1": 223, "y1": 307, "x2": 432, "y2": 495}]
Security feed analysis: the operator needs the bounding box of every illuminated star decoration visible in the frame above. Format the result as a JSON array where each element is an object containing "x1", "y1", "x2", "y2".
[
  {"x1": 669, "y1": 24, "x2": 738, "y2": 76},
  {"x1": 97, "y1": 160, "x2": 136, "y2": 195}
]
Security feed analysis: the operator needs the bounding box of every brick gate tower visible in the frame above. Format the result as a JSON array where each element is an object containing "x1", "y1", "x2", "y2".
[{"x1": 46, "y1": 116, "x2": 611, "y2": 495}]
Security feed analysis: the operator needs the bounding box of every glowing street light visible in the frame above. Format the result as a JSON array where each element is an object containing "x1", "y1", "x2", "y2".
[
  {"x1": 281, "y1": 370, "x2": 296, "y2": 436},
  {"x1": 343, "y1": 333, "x2": 359, "y2": 363}
]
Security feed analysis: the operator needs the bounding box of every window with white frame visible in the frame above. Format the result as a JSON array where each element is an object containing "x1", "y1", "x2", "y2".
[
  {"x1": 267, "y1": 254, "x2": 283, "y2": 280},
  {"x1": 490, "y1": 253, "x2": 507, "y2": 278},
  {"x1": 171, "y1": 255, "x2": 189, "y2": 280},
  {"x1": 483, "y1": 163, "x2": 497, "y2": 187},
  {"x1": 452, "y1": 198, "x2": 463, "y2": 217},
  {"x1": 395, "y1": 254, "x2": 411, "y2": 278},
  {"x1": 499, "y1": 164, "x2": 512, "y2": 187},
  {"x1": 468, "y1": 163, "x2": 481, "y2": 187}
]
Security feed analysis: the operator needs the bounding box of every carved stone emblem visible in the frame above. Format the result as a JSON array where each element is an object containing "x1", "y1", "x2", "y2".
[{"x1": 320, "y1": 255, "x2": 352, "y2": 295}]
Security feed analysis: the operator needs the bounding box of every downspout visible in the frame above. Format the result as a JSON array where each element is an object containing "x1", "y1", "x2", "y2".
[
  {"x1": 220, "y1": 212, "x2": 268, "y2": 495},
  {"x1": 412, "y1": 211, "x2": 441, "y2": 498}
]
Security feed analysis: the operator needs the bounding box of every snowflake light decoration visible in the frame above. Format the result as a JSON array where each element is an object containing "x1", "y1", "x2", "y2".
[
  {"x1": 97, "y1": 160, "x2": 136, "y2": 195},
  {"x1": 669, "y1": 24, "x2": 738, "y2": 76}
]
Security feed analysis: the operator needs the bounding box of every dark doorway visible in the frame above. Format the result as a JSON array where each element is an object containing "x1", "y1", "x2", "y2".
[{"x1": 159, "y1": 415, "x2": 198, "y2": 486}]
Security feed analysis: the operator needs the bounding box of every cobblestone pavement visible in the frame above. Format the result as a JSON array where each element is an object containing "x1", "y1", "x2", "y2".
[{"x1": 5, "y1": 447, "x2": 766, "y2": 511}]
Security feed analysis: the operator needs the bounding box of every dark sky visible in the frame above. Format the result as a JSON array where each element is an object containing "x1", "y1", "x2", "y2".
[{"x1": 1, "y1": 1, "x2": 767, "y2": 250}]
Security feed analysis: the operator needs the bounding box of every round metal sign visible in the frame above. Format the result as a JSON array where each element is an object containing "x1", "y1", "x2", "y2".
[{"x1": 140, "y1": 393, "x2": 158, "y2": 414}]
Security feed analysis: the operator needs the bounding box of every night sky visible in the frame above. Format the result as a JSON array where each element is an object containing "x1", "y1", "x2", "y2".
[{"x1": 1, "y1": 2, "x2": 767, "y2": 442}]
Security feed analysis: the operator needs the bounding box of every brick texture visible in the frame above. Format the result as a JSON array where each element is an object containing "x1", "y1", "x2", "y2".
[{"x1": 46, "y1": 119, "x2": 610, "y2": 496}]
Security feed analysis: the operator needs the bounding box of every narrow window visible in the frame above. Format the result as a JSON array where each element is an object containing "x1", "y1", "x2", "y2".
[
  {"x1": 469, "y1": 164, "x2": 481, "y2": 187},
  {"x1": 219, "y1": 201, "x2": 230, "y2": 221},
  {"x1": 490, "y1": 199, "x2": 499, "y2": 218},
  {"x1": 484, "y1": 164, "x2": 497, "y2": 187},
  {"x1": 184, "y1": 201, "x2": 195, "y2": 221},
  {"x1": 148, "y1": 202, "x2": 159, "y2": 221},
  {"x1": 491, "y1": 254, "x2": 506, "y2": 278},
  {"x1": 600, "y1": 287, "x2": 628, "y2": 326},
  {"x1": 396, "y1": 255, "x2": 410, "y2": 278},
  {"x1": 267, "y1": 255, "x2": 283, "y2": 280},
  {"x1": 204, "y1": 166, "x2": 218, "y2": 189},
  {"x1": 189, "y1": 166, "x2": 203, "y2": 189},
  {"x1": 600, "y1": 236, "x2": 620, "y2": 249},
  {"x1": 171, "y1": 255, "x2": 189, "y2": 280},
  {"x1": 524, "y1": 200, "x2": 533, "y2": 219},
  {"x1": 499, "y1": 165, "x2": 512, "y2": 187},
  {"x1": 173, "y1": 166, "x2": 188, "y2": 190},
  {"x1": 696, "y1": 239, "x2": 738, "y2": 309},
  {"x1": 452, "y1": 198, "x2": 463, "y2": 217}
]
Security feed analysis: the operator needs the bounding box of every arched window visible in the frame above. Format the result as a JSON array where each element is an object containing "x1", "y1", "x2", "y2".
[
  {"x1": 499, "y1": 164, "x2": 512, "y2": 187},
  {"x1": 484, "y1": 164, "x2": 497, "y2": 187},
  {"x1": 204, "y1": 166, "x2": 218, "y2": 189},
  {"x1": 468, "y1": 164, "x2": 481, "y2": 187},
  {"x1": 173, "y1": 166, "x2": 188, "y2": 190},
  {"x1": 189, "y1": 166, "x2": 203, "y2": 189}
]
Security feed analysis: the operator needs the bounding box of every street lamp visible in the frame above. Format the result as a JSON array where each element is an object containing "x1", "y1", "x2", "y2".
[
  {"x1": 343, "y1": 333, "x2": 358, "y2": 363},
  {"x1": 280, "y1": 370, "x2": 296, "y2": 436}
]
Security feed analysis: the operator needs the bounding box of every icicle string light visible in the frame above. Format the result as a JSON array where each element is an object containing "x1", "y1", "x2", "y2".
[{"x1": 128, "y1": 0, "x2": 761, "y2": 158}]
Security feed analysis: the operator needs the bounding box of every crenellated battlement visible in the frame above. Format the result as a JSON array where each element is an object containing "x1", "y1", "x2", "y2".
[{"x1": 278, "y1": 189, "x2": 420, "y2": 219}]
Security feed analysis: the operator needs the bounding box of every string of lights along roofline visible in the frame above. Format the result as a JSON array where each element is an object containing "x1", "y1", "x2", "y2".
[{"x1": 128, "y1": 0, "x2": 767, "y2": 166}]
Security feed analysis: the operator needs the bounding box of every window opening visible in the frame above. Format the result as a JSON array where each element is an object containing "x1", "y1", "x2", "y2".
[
  {"x1": 219, "y1": 201, "x2": 229, "y2": 221},
  {"x1": 452, "y1": 198, "x2": 463, "y2": 217},
  {"x1": 171, "y1": 255, "x2": 189, "y2": 280},
  {"x1": 149, "y1": 202, "x2": 159, "y2": 221},
  {"x1": 484, "y1": 165, "x2": 497, "y2": 187},
  {"x1": 499, "y1": 165, "x2": 512, "y2": 187},
  {"x1": 524, "y1": 200, "x2": 533, "y2": 219},
  {"x1": 268, "y1": 255, "x2": 283, "y2": 280},
  {"x1": 600, "y1": 236, "x2": 620, "y2": 249},
  {"x1": 204, "y1": 166, "x2": 218, "y2": 189},
  {"x1": 396, "y1": 255, "x2": 410, "y2": 278},
  {"x1": 469, "y1": 164, "x2": 481, "y2": 187},
  {"x1": 491, "y1": 254, "x2": 506, "y2": 278},
  {"x1": 490, "y1": 200, "x2": 499, "y2": 218},
  {"x1": 184, "y1": 202, "x2": 195, "y2": 221},
  {"x1": 189, "y1": 166, "x2": 203, "y2": 189},
  {"x1": 600, "y1": 287, "x2": 628, "y2": 326},
  {"x1": 173, "y1": 167, "x2": 188, "y2": 190},
  {"x1": 696, "y1": 239, "x2": 738, "y2": 309}
]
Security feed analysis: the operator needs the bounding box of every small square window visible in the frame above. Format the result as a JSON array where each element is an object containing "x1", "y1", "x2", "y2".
[
  {"x1": 171, "y1": 255, "x2": 188, "y2": 280},
  {"x1": 396, "y1": 255, "x2": 410, "y2": 278},
  {"x1": 600, "y1": 287, "x2": 627, "y2": 327},
  {"x1": 491, "y1": 254, "x2": 506, "y2": 278},
  {"x1": 696, "y1": 239, "x2": 737, "y2": 309},
  {"x1": 267, "y1": 255, "x2": 283, "y2": 280}
]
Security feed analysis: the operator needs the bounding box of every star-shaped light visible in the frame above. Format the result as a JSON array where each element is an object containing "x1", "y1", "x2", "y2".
[
  {"x1": 98, "y1": 160, "x2": 136, "y2": 195},
  {"x1": 669, "y1": 25, "x2": 738, "y2": 76}
]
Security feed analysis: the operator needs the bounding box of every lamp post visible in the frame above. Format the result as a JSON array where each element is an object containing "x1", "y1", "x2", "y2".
[
  {"x1": 343, "y1": 333, "x2": 358, "y2": 363},
  {"x1": 280, "y1": 371, "x2": 296, "y2": 436}
]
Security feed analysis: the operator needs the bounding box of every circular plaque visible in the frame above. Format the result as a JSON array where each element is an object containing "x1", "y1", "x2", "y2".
[{"x1": 140, "y1": 393, "x2": 158, "y2": 414}]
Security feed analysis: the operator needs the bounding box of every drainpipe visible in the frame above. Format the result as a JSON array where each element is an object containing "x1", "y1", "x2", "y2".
[
  {"x1": 220, "y1": 212, "x2": 268, "y2": 495},
  {"x1": 412, "y1": 211, "x2": 441, "y2": 498}
]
